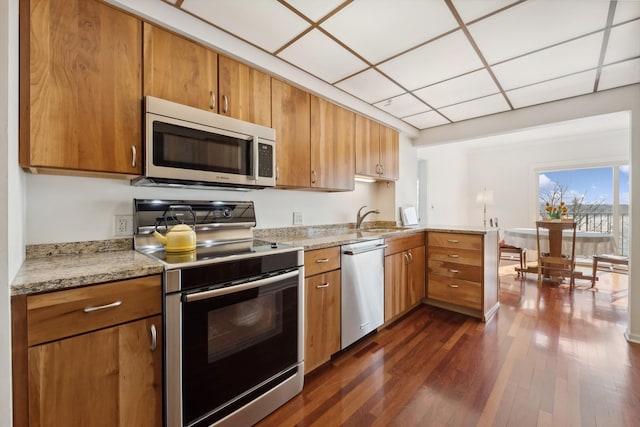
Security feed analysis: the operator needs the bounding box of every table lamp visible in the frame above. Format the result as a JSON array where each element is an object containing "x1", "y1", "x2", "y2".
[{"x1": 476, "y1": 188, "x2": 495, "y2": 228}]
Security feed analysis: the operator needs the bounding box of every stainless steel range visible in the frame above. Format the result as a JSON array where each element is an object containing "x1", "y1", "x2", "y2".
[{"x1": 133, "y1": 199, "x2": 304, "y2": 427}]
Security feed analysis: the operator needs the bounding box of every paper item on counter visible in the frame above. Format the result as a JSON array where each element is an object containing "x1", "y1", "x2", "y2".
[{"x1": 400, "y1": 207, "x2": 419, "y2": 226}]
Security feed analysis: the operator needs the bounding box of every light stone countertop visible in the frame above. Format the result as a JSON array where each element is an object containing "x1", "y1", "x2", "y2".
[
  {"x1": 11, "y1": 239, "x2": 163, "y2": 296},
  {"x1": 12, "y1": 225, "x2": 497, "y2": 296}
]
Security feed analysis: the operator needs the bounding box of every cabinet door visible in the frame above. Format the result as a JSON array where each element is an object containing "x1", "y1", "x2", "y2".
[
  {"x1": 143, "y1": 23, "x2": 218, "y2": 112},
  {"x1": 355, "y1": 115, "x2": 380, "y2": 177},
  {"x1": 218, "y1": 56, "x2": 271, "y2": 127},
  {"x1": 271, "y1": 79, "x2": 311, "y2": 188},
  {"x1": 379, "y1": 125, "x2": 399, "y2": 180},
  {"x1": 21, "y1": 0, "x2": 142, "y2": 175},
  {"x1": 310, "y1": 96, "x2": 355, "y2": 191},
  {"x1": 28, "y1": 316, "x2": 162, "y2": 427},
  {"x1": 304, "y1": 271, "x2": 341, "y2": 373},
  {"x1": 407, "y1": 246, "x2": 426, "y2": 306},
  {"x1": 384, "y1": 252, "x2": 407, "y2": 322}
]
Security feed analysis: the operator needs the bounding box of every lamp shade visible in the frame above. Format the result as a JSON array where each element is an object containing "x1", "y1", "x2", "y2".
[{"x1": 476, "y1": 189, "x2": 495, "y2": 205}]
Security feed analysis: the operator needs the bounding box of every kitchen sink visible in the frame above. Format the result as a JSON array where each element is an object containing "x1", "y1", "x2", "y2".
[{"x1": 359, "y1": 227, "x2": 412, "y2": 233}]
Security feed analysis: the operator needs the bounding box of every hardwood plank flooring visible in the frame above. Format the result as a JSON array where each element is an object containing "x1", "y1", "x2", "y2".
[{"x1": 257, "y1": 263, "x2": 637, "y2": 426}]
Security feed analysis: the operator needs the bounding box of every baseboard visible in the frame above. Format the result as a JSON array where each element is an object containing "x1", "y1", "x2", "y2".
[{"x1": 624, "y1": 329, "x2": 640, "y2": 344}]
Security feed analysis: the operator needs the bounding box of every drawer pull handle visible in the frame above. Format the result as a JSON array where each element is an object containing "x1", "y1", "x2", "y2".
[
  {"x1": 210, "y1": 90, "x2": 216, "y2": 109},
  {"x1": 316, "y1": 258, "x2": 329, "y2": 263},
  {"x1": 448, "y1": 284, "x2": 460, "y2": 288},
  {"x1": 150, "y1": 324, "x2": 157, "y2": 352},
  {"x1": 448, "y1": 269, "x2": 460, "y2": 274},
  {"x1": 448, "y1": 254, "x2": 460, "y2": 258},
  {"x1": 316, "y1": 283, "x2": 330, "y2": 289},
  {"x1": 447, "y1": 239, "x2": 460, "y2": 243},
  {"x1": 83, "y1": 300, "x2": 122, "y2": 313}
]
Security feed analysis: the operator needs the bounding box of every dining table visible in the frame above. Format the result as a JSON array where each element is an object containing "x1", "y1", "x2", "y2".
[
  {"x1": 503, "y1": 226, "x2": 617, "y2": 287},
  {"x1": 503, "y1": 227, "x2": 616, "y2": 257}
]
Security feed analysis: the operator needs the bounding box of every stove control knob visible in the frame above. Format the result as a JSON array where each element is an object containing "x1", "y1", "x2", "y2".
[
  {"x1": 270, "y1": 242, "x2": 278, "y2": 249},
  {"x1": 222, "y1": 208, "x2": 232, "y2": 217}
]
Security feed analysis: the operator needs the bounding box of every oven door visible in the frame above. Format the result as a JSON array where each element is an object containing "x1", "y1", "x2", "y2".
[{"x1": 166, "y1": 269, "x2": 302, "y2": 427}]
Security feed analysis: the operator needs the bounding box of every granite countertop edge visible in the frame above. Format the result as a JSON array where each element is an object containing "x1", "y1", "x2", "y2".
[{"x1": 12, "y1": 225, "x2": 495, "y2": 296}]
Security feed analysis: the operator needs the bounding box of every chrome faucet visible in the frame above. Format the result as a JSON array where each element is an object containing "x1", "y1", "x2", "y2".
[{"x1": 356, "y1": 205, "x2": 380, "y2": 229}]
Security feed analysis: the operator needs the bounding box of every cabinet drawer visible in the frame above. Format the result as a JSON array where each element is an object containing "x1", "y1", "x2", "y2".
[
  {"x1": 428, "y1": 246, "x2": 482, "y2": 267},
  {"x1": 304, "y1": 246, "x2": 341, "y2": 277},
  {"x1": 384, "y1": 232, "x2": 425, "y2": 256},
  {"x1": 27, "y1": 275, "x2": 162, "y2": 346},
  {"x1": 428, "y1": 232, "x2": 482, "y2": 251},
  {"x1": 428, "y1": 275, "x2": 481, "y2": 310},
  {"x1": 428, "y1": 260, "x2": 483, "y2": 282}
]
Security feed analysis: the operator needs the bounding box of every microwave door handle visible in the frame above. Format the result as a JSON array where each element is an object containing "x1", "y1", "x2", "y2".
[{"x1": 251, "y1": 136, "x2": 259, "y2": 181}]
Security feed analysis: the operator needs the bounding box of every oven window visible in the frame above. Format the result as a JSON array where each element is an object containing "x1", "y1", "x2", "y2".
[
  {"x1": 207, "y1": 292, "x2": 282, "y2": 363},
  {"x1": 181, "y1": 276, "x2": 299, "y2": 426},
  {"x1": 153, "y1": 121, "x2": 251, "y2": 175}
]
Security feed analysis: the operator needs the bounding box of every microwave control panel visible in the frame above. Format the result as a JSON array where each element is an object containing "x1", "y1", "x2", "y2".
[{"x1": 258, "y1": 143, "x2": 274, "y2": 178}]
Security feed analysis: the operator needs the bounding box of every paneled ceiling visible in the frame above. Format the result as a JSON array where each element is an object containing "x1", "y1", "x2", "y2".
[{"x1": 165, "y1": 0, "x2": 640, "y2": 131}]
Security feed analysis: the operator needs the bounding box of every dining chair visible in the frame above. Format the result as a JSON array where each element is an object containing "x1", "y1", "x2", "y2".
[
  {"x1": 499, "y1": 241, "x2": 527, "y2": 277},
  {"x1": 535, "y1": 220, "x2": 577, "y2": 291}
]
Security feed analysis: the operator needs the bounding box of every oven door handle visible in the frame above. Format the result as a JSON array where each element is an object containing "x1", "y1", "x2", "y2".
[{"x1": 184, "y1": 270, "x2": 299, "y2": 303}]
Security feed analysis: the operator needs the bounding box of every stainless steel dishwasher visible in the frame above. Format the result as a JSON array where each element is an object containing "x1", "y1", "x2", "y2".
[{"x1": 341, "y1": 238, "x2": 387, "y2": 349}]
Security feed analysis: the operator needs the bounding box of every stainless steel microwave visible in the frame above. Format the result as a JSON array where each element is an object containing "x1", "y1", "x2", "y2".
[{"x1": 132, "y1": 96, "x2": 276, "y2": 189}]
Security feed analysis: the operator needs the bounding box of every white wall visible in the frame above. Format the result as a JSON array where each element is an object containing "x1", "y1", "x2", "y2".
[
  {"x1": 1, "y1": 0, "x2": 20, "y2": 425},
  {"x1": 418, "y1": 117, "x2": 629, "y2": 231}
]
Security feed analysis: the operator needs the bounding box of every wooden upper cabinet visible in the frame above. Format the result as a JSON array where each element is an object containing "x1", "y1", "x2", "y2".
[
  {"x1": 379, "y1": 125, "x2": 399, "y2": 180},
  {"x1": 218, "y1": 55, "x2": 271, "y2": 127},
  {"x1": 143, "y1": 23, "x2": 218, "y2": 112},
  {"x1": 310, "y1": 96, "x2": 355, "y2": 191},
  {"x1": 354, "y1": 115, "x2": 399, "y2": 181},
  {"x1": 271, "y1": 79, "x2": 311, "y2": 188},
  {"x1": 20, "y1": 0, "x2": 142, "y2": 177},
  {"x1": 355, "y1": 115, "x2": 380, "y2": 177}
]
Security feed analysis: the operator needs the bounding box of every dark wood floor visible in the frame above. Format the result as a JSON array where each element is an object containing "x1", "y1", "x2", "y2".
[{"x1": 257, "y1": 263, "x2": 638, "y2": 426}]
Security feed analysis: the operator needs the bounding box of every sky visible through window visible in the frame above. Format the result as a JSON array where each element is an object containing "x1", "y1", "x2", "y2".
[{"x1": 539, "y1": 166, "x2": 630, "y2": 205}]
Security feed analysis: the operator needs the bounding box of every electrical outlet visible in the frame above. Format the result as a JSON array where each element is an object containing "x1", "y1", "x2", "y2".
[
  {"x1": 114, "y1": 215, "x2": 133, "y2": 236},
  {"x1": 293, "y1": 212, "x2": 303, "y2": 226}
]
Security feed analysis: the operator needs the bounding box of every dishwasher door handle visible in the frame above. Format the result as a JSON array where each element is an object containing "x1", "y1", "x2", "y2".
[{"x1": 343, "y1": 244, "x2": 388, "y2": 256}]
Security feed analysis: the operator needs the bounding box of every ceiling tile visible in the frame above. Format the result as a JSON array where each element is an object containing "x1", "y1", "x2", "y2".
[
  {"x1": 507, "y1": 70, "x2": 597, "y2": 109},
  {"x1": 413, "y1": 69, "x2": 500, "y2": 108},
  {"x1": 373, "y1": 93, "x2": 429, "y2": 118},
  {"x1": 284, "y1": 0, "x2": 345, "y2": 22},
  {"x1": 180, "y1": 0, "x2": 309, "y2": 52},
  {"x1": 335, "y1": 69, "x2": 404, "y2": 104},
  {"x1": 492, "y1": 32, "x2": 603, "y2": 90},
  {"x1": 613, "y1": 1, "x2": 640, "y2": 24},
  {"x1": 278, "y1": 29, "x2": 368, "y2": 83},
  {"x1": 604, "y1": 20, "x2": 640, "y2": 64},
  {"x1": 598, "y1": 58, "x2": 640, "y2": 90},
  {"x1": 378, "y1": 30, "x2": 483, "y2": 90},
  {"x1": 403, "y1": 111, "x2": 450, "y2": 130},
  {"x1": 320, "y1": 0, "x2": 458, "y2": 64},
  {"x1": 452, "y1": 0, "x2": 519, "y2": 23},
  {"x1": 438, "y1": 94, "x2": 510, "y2": 122},
  {"x1": 469, "y1": 1, "x2": 610, "y2": 64}
]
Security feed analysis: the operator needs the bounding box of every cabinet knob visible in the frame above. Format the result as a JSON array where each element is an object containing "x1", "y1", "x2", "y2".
[
  {"x1": 83, "y1": 300, "x2": 122, "y2": 313},
  {"x1": 447, "y1": 239, "x2": 460, "y2": 244},
  {"x1": 311, "y1": 170, "x2": 317, "y2": 184},
  {"x1": 448, "y1": 269, "x2": 460, "y2": 274},
  {"x1": 210, "y1": 90, "x2": 216, "y2": 110},
  {"x1": 448, "y1": 254, "x2": 460, "y2": 258},
  {"x1": 223, "y1": 95, "x2": 229, "y2": 113},
  {"x1": 316, "y1": 283, "x2": 330, "y2": 289},
  {"x1": 315, "y1": 258, "x2": 329, "y2": 263},
  {"x1": 448, "y1": 284, "x2": 460, "y2": 288}
]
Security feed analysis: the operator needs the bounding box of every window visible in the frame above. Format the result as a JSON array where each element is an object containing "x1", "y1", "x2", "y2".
[{"x1": 538, "y1": 166, "x2": 629, "y2": 255}]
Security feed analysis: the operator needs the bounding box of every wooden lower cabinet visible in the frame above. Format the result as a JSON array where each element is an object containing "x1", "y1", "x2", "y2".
[
  {"x1": 303, "y1": 247, "x2": 341, "y2": 374},
  {"x1": 12, "y1": 275, "x2": 163, "y2": 427},
  {"x1": 384, "y1": 233, "x2": 426, "y2": 323},
  {"x1": 426, "y1": 230, "x2": 499, "y2": 321},
  {"x1": 28, "y1": 316, "x2": 162, "y2": 427}
]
